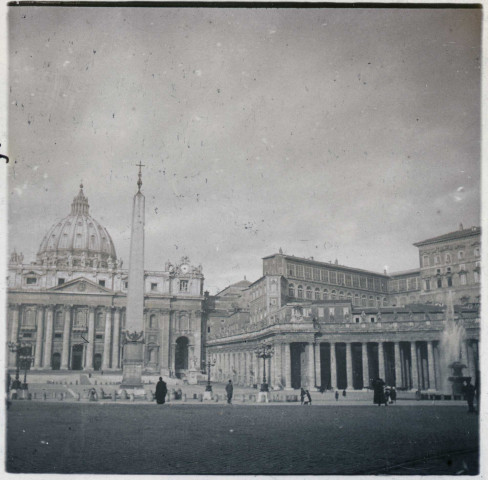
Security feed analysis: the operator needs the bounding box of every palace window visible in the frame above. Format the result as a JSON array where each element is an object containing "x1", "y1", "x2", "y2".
[
  {"x1": 354, "y1": 293, "x2": 360, "y2": 305},
  {"x1": 297, "y1": 285, "x2": 304, "y2": 298},
  {"x1": 296, "y1": 265, "x2": 304, "y2": 278},
  {"x1": 370, "y1": 317, "x2": 376, "y2": 323},
  {"x1": 367, "y1": 278, "x2": 374, "y2": 290},
  {"x1": 445, "y1": 254, "x2": 451, "y2": 264},
  {"x1": 434, "y1": 255, "x2": 440, "y2": 265},
  {"x1": 179, "y1": 280, "x2": 189, "y2": 292},
  {"x1": 425, "y1": 280, "x2": 431, "y2": 291},
  {"x1": 330, "y1": 271, "x2": 337, "y2": 284},
  {"x1": 423, "y1": 255, "x2": 430, "y2": 267},
  {"x1": 124, "y1": 281, "x2": 129, "y2": 289},
  {"x1": 460, "y1": 274, "x2": 467, "y2": 285},
  {"x1": 96, "y1": 334, "x2": 103, "y2": 339},
  {"x1": 313, "y1": 268, "x2": 320, "y2": 281},
  {"x1": 353, "y1": 275, "x2": 359, "y2": 287},
  {"x1": 347, "y1": 292, "x2": 352, "y2": 302},
  {"x1": 323, "y1": 289, "x2": 329, "y2": 300},
  {"x1": 339, "y1": 291, "x2": 344, "y2": 299},
  {"x1": 149, "y1": 314, "x2": 157, "y2": 329},
  {"x1": 361, "y1": 295, "x2": 367, "y2": 307},
  {"x1": 345, "y1": 275, "x2": 352, "y2": 287},
  {"x1": 314, "y1": 288, "x2": 320, "y2": 300},
  {"x1": 151, "y1": 282, "x2": 158, "y2": 292},
  {"x1": 304, "y1": 267, "x2": 312, "y2": 279},
  {"x1": 329, "y1": 307, "x2": 335, "y2": 317},
  {"x1": 288, "y1": 264, "x2": 296, "y2": 276},
  {"x1": 98, "y1": 280, "x2": 105, "y2": 287},
  {"x1": 331, "y1": 290, "x2": 336, "y2": 299},
  {"x1": 355, "y1": 317, "x2": 360, "y2": 324},
  {"x1": 321, "y1": 269, "x2": 329, "y2": 282},
  {"x1": 437, "y1": 278, "x2": 442, "y2": 288},
  {"x1": 337, "y1": 273, "x2": 344, "y2": 285},
  {"x1": 288, "y1": 284, "x2": 295, "y2": 297},
  {"x1": 58, "y1": 278, "x2": 65, "y2": 285},
  {"x1": 368, "y1": 296, "x2": 374, "y2": 307},
  {"x1": 458, "y1": 251, "x2": 464, "y2": 260},
  {"x1": 447, "y1": 277, "x2": 453, "y2": 287},
  {"x1": 360, "y1": 277, "x2": 367, "y2": 288},
  {"x1": 474, "y1": 247, "x2": 480, "y2": 257},
  {"x1": 26, "y1": 277, "x2": 37, "y2": 285},
  {"x1": 474, "y1": 271, "x2": 479, "y2": 283},
  {"x1": 55, "y1": 333, "x2": 62, "y2": 339},
  {"x1": 55, "y1": 311, "x2": 64, "y2": 329}
]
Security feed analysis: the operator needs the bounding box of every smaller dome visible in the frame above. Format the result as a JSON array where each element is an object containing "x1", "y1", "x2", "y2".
[{"x1": 36, "y1": 184, "x2": 117, "y2": 268}]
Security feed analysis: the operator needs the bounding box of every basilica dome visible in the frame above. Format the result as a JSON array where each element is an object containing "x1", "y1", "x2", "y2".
[{"x1": 36, "y1": 184, "x2": 117, "y2": 268}]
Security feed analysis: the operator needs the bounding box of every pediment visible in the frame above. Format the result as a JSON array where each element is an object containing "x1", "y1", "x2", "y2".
[{"x1": 48, "y1": 277, "x2": 112, "y2": 294}]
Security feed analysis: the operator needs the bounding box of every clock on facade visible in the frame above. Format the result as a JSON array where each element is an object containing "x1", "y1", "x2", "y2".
[{"x1": 180, "y1": 264, "x2": 190, "y2": 274}]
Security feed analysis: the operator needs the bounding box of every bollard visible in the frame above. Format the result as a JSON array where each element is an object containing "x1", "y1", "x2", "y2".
[
  {"x1": 33, "y1": 392, "x2": 37, "y2": 400},
  {"x1": 199, "y1": 393, "x2": 203, "y2": 402},
  {"x1": 113, "y1": 390, "x2": 117, "y2": 402},
  {"x1": 43, "y1": 392, "x2": 47, "y2": 401},
  {"x1": 28, "y1": 393, "x2": 32, "y2": 401}
]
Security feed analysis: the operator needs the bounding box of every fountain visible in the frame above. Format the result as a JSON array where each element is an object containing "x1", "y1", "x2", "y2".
[{"x1": 438, "y1": 291, "x2": 470, "y2": 398}]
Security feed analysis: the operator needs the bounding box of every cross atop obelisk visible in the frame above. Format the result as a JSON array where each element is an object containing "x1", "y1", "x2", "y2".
[
  {"x1": 136, "y1": 161, "x2": 145, "y2": 192},
  {"x1": 121, "y1": 163, "x2": 146, "y2": 391}
]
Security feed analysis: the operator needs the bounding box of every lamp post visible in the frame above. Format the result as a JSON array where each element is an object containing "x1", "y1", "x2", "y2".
[
  {"x1": 7, "y1": 341, "x2": 33, "y2": 391},
  {"x1": 254, "y1": 343, "x2": 274, "y2": 392},
  {"x1": 203, "y1": 356, "x2": 216, "y2": 392}
]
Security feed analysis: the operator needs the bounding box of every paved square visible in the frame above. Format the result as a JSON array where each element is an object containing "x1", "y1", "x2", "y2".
[{"x1": 7, "y1": 403, "x2": 478, "y2": 474}]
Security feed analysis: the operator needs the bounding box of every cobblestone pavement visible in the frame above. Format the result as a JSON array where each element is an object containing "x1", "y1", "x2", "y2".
[{"x1": 7, "y1": 402, "x2": 478, "y2": 474}]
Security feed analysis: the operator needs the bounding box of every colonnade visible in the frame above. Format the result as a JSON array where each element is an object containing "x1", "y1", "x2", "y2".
[{"x1": 210, "y1": 338, "x2": 479, "y2": 392}]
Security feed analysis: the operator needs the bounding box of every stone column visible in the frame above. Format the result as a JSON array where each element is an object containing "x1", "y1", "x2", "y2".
[
  {"x1": 102, "y1": 307, "x2": 112, "y2": 370},
  {"x1": 9, "y1": 305, "x2": 20, "y2": 366},
  {"x1": 284, "y1": 343, "x2": 292, "y2": 389},
  {"x1": 111, "y1": 308, "x2": 121, "y2": 369},
  {"x1": 193, "y1": 311, "x2": 202, "y2": 372},
  {"x1": 43, "y1": 306, "x2": 54, "y2": 369},
  {"x1": 330, "y1": 343, "x2": 337, "y2": 390},
  {"x1": 410, "y1": 341, "x2": 419, "y2": 391},
  {"x1": 362, "y1": 342, "x2": 369, "y2": 389},
  {"x1": 394, "y1": 342, "x2": 402, "y2": 389},
  {"x1": 314, "y1": 342, "x2": 321, "y2": 390},
  {"x1": 248, "y1": 351, "x2": 254, "y2": 386},
  {"x1": 85, "y1": 307, "x2": 95, "y2": 370},
  {"x1": 378, "y1": 342, "x2": 385, "y2": 380},
  {"x1": 427, "y1": 341, "x2": 436, "y2": 390},
  {"x1": 345, "y1": 342, "x2": 353, "y2": 389},
  {"x1": 60, "y1": 305, "x2": 72, "y2": 370},
  {"x1": 160, "y1": 311, "x2": 170, "y2": 376},
  {"x1": 34, "y1": 307, "x2": 44, "y2": 368},
  {"x1": 306, "y1": 343, "x2": 315, "y2": 388}
]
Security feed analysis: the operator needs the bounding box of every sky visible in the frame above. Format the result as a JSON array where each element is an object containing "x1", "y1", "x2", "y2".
[{"x1": 7, "y1": 7, "x2": 481, "y2": 294}]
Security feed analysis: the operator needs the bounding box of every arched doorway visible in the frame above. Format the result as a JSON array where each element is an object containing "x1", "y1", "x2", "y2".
[
  {"x1": 94, "y1": 353, "x2": 102, "y2": 371},
  {"x1": 52, "y1": 352, "x2": 61, "y2": 370},
  {"x1": 71, "y1": 345, "x2": 83, "y2": 370},
  {"x1": 175, "y1": 337, "x2": 189, "y2": 379}
]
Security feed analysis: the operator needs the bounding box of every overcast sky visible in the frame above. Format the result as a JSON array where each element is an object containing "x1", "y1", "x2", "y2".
[{"x1": 8, "y1": 7, "x2": 481, "y2": 293}]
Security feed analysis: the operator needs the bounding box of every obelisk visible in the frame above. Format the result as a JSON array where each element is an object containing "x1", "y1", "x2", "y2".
[{"x1": 121, "y1": 162, "x2": 146, "y2": 390}]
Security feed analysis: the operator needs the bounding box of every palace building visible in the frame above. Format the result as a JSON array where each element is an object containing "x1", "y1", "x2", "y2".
[
  {"x1": 7, "y1": 185, "x2": 205, "y2": 381},
  {"x1": 206, "y1": 226, "x2": 480, "y2": 392}
]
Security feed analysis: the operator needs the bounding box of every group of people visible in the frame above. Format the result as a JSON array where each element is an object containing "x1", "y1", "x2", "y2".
[
  {"x1": 300, "y1": 388, "x2": 312, "y2": 405},
  {"x1": 372, "y1": 378, "x2": 396, "y2": 406}
]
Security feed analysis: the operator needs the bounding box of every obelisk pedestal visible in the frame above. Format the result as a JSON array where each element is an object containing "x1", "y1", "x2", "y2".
[{"x1": 121, "y1": 164, "x2": 146, "y2": 395}]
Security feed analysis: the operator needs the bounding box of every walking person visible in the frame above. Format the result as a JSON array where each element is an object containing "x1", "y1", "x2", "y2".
[
  {"x1": 390, "y1": 386, "x2": 397, "y2": 404},
  {"x1": 155, "y1": 377, "x2": 168, "y2": 405},
  {"x1": 300, "y1": 388, "x2": 306, "y2": 405},
  {"x1": 225, "y1": 379, "x2": 233, "y2": 404},
  {"x1": 305, "y1": 389, "x2": 312, "y2": 406},
  {"x1": 335, "y1": 391, "x2": 339, "y2": 401},
  {"x1": 373, "y1": 378, "x2": 387, "y2": 406}
]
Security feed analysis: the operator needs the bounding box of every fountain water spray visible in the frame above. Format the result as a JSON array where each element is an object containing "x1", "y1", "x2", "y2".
[{"x1": 438, "y1": 290, "x2": 468, "y2": 394}]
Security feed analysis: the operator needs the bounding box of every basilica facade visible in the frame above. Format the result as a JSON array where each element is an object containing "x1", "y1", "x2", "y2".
[
  {"x1": 206, "y1": 226, "x2": 480, "y2": 392},
  {"x1": 7, "y1": 185, "x2": 205, "y2": 381}
]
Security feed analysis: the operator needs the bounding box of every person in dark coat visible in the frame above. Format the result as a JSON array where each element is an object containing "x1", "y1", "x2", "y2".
[
  {"x1": 373, "y1": 378, "x2": 387, "y2": 406},
  {"x1": 335, "y1": 391, "x2": 339, "y2": 401},
  {"x1": 300, "y1": 388, "x2": 306, "y2": 405},
  {"x1": 462, "y1": 379, "x2": 476, "y2": 413},
  {"x1": 390, "y1": 386, "x2": 397, "y2": 404},
  {"x1": 305, "y1": 389, "x2": 312, "y2": 406},
  {"x1": 225, "y1": 380, "x2": 233, "y2": 404},
  {"x1": 155, "y1": 377, "x2": 168, "y2": 405}
]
